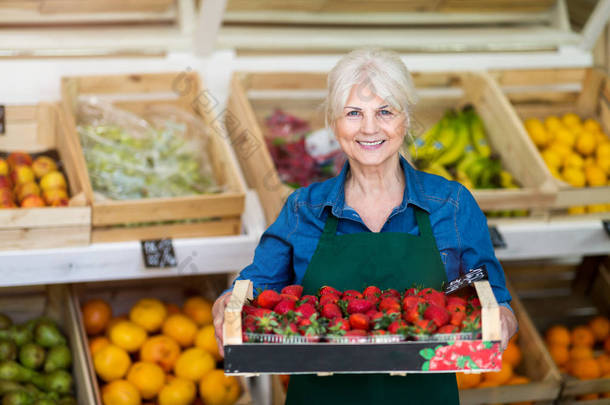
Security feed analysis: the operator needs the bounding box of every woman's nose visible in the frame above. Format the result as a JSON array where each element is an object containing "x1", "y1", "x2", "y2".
[{"x1": 361, "y1": 113, "x2": 379, "y2": 134}]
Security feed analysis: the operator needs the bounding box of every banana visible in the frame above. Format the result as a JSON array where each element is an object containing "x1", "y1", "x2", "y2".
[
  {"x1": 468, "y1": 110, "x2": 492, "y2": 158},
  {"x1": 407, "y1": 120, "x2": 442, "y2": 160},
  {"x1": 456, "y1": 169, "x2": 474, "y2": 190},
  {"x1": 498, "y1": 170, "x2": 518, "y2": 189},
  {"x1": 435, "y1": 114, "x2": 471, "y2": 167},
  {"x1": 423, "y1": 162, "x2": 454, "y2": 181},
  {"x1": 477, "y1": 159, "x2": 502, "y2": 189},
  {"x1": 464, "y1": 156, "x2": 490, "y2": 188}
]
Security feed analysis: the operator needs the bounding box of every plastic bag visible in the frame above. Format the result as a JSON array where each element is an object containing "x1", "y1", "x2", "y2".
[{"x1": 76, "y1": 99, "x2": 220, "y2": 201}]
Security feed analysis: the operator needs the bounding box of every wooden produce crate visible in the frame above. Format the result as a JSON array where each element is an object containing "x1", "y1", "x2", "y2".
[
  {"x1": 71, "y1": 275, "x2": 253, "y2": 405},
  {"x1": 459, "y1": 282, "x2": 562, "y2": 405},
  {"x1": 224, "y1": 279, "x2": 502, "y2": 375},
  {"x1": 61, "y1": 72, "x2": 246, "y2": 243},
  {"x1": 492, "y1": 67, "x2": 610, "y2": 219},
  {"x1": 0, "y1": 102, "x2": 90, "y2": 250},
  {"x1": 0, "y1": 284, "x2": 96, "y2": 404},
  {"x1": 227, "y1": 71, "x2": 556, "y2": 225}
]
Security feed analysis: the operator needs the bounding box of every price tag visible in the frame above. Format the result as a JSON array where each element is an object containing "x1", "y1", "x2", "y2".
[
  {"x1": 0, "y1": 105, "x2": 5, "y2": 135},
  {"x1": 141, "y1": 239, "x2": 178, "y2": 268},
  {"x1": 603, "y1": 220, "x2": 610, "y2": 238},
  {"x1": 443, "y1": 266, "x2": 488, "y2": 295},
  {"x1": 488, "y1": 226, "x2": 507, "y2": 249}
]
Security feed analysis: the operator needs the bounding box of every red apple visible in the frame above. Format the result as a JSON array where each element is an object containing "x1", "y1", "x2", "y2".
[
  {"x1": 40, "y1": 171, "x2": 67, "y2": 191},
  {"x1": 7, "y1": 152, "x2": 32, "y2": 169},
  {"x1": 42, "y1": 188, "x2": 68, "y2": 206},
  {"x1": 20, "y1": 194, "x2": 45, "y2": 208},
  {"x1": 0, "y1": 188, "x2": 15, "y2": 206},
  {"x1": 32, "y1": 156, "x2": 58, "y2": 179},
  {"x1": 0, "y1": 159, "x2": 8, "y2": 176},
  {"x1": 16, "y1": 182, "x2": 41, "y2": 203},
  {"x1": 10, "y1": 165, "x2": 35, "y2": 186},
  {"x1": 0, "y1": 175, "x2": 12, "y2": 190}
]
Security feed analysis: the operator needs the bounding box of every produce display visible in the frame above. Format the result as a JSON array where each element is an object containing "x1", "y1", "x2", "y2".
[
  {"x1": 81, "y1": 296, "x2": 241, "y2": 405},
  {"x1": 76, "y1": 101, "x2": 218, "y2": 201},
  {"x1": 524, "y1": 113, "x2": 610, "y2": 214},
  {"x1": 544, "y1": 316, "x2": 610, "y2": 400},
  {"x1": 0, "y1": 312, "x2": 76, "y2": 405},
  {"x1": 265, "y1": 109, "x2": 345, "y2": 188},
  {"x1": 0, "y1": 152, "x2": 69, "y2": 208}
]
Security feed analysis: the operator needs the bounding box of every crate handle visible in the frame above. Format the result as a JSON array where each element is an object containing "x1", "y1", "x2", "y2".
[
  {"x1": 473, "y1": 280, "x2": 501, "y2": 342},
  {"x1": 224, "y1": 280, "x2": 253, "y2": 345}
]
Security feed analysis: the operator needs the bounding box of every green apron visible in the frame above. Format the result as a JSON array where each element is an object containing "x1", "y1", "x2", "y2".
[{"x1": 285, "y1": 207, "x2": 460, "y2": 405}]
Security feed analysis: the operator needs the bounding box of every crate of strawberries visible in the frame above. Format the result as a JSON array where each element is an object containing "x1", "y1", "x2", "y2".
[{"x1": 223, "y1": 278, "x2": 502, "y2": 375}]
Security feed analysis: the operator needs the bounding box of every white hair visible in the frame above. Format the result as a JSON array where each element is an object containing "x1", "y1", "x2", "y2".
[{"x1": 325, "y1": 48, "x2": 418, "y2": 129}]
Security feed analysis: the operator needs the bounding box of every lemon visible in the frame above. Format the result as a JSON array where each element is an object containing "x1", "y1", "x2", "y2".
[
  {"x1": 109, "y1": 321, "x2": 148, "y2": 353},
  {"x1": 174, "y1": 348, "x2": 215, "y2": 382},
  {"x1": 595, "y1": 131, "x2": 608, "y2": 145},
  {"x1": 549, "y1": 142, "x2": 572, "y2": 161},
  {"x1": 587, "y1": 204, "x2": 607, "y2": 214},
  {"x1": 562, "y1": 113, "x2": 581, "y2": 127},
  {"x1": 597, "y1": 142, "x2": 610, "y2": 159},
  {"x1": 528, "y1": 125, "x2": 551, "y2": 148},
  {"x1": 541, "y1": 148, "x2": 562, "y2": 169},
  {"x1": 562, "y1": 167, "x2": 586, "y2": 187},
  {"x1": 564, "y1": 152, "x2": 584, "y2": 169},
  {"x1": 545, "y1": 116, "x2": 563, "y2": 133},
  {"x1": 525, "y1": 117, "x2": 544, "y2": 133},
  {"x1": 584, "y1": 157, "x2": 596, "y2": 168},
  {"x1": 548, "y1": 167, "x2": 562, "y2": 180},
  {"x1": 583, "y1": 118, "x2": 601, "y2": 133},
  {"x1": 585, "y1": 165, "x2": 607, "y2": 187},
  {"x1": 575, "y1": 131, "x2": 597, "y2": 156},
  {"x1": 568, "y1": 206, "x2": 586, "y2": 215},
  {"x1": 553, "y1": 128, "x2": 576, "y2": 148}
]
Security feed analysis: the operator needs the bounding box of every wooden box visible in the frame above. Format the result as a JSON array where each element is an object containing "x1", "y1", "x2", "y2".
[
  {"x1": 226, "y1": 71, "x2": 556, "y2": 225},
  {"x1": 61, "y1": 72, "x2": 246, "y2": 243},
  {"x1": 0, "y1": 103, "x2": 90, "y2": 250},
  {"x1": 224, "y1": 279, "x2": 502, "y2": 375},
  {"x1": 0, "y1": 284, "x2": 96, "y2": 404},
  {"x1": 492, "y1": 67, "x2": 610, "y2": 219},
  {"x1": 71, "y1": 275, "x2": 254, "y2": 405}
]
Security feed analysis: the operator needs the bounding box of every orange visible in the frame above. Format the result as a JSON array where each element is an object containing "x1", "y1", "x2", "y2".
[
  {"x1": 162, "y1": 314, "x2": 198, "y2": 347},
  {"x1": 506, "y1": 375, "x2": 530, "y2": 385},
  {"x1": 583, "y1": 118, "x2": 601, "y2": 132},
  {"x1": 101, "y1": 380, "x2": 141, "y2": 405},
  {"x1": 570, "y1": 345, "x2": 593, "y2": 361},
  {"x1": 477, "y1": 380, "x2": 500, "y2": 388},
  {"x1": 129, "y1": 298, "x2": 167, "y2": 333},
  {"x1": 562, "y1": 113, "x2": 581, "y2": 127},
  {"x1": 597, "y1": 354, "x2": 610, "y2": 375},
  {"x1": 548, "y1": 344, "x2": 569, "y2": 366},
  {"x1": 90, "y1": 336, "x2": 111, "y2": 356},
  {"x1": 545, "y1": 325, "x2": 570, "y2": 346},
  {"x1": 183, "y1": 297, "x2": 213, "y2": 326},
  {"x1": 82, "y1": 299, "x2": 112, "y2": 336},
  {"x1": 94, "y1": 344, "x2": 132, "y2": 382},
  {"x1": 199, "y1": 369, "x2": 241, "y2": 405},
  {"x1": 158, "y1": 377, "x2": 196, "y2": 405},
  {"x1": 577, "y1": 393, "x2": 599, "y2": 400},
  {"x1": 572, "y1": 358, "x2": 601, "y2": 380},
  {"x1": 455, "y1": 372, "x2": 481, "y2": 389},
  {"x1": 174, "y1": 348, "x2": 215, "y2": 382},
  {"x1": 195, "y1": 325, "x2": 221, "y2": 361},
  {"x1": 482, "y1": 362, "x2": 513, "y2": 385},
  {"x1": 106, "y1": 316, "x2": 129, "y2": 337},
  {"x1": 562, "y1": 167, "x2": 586, "y2": 188},
  {"x1": 545, "y1": 116, "x2": 563, "y2": 133},
  {"x1": 575, "y1": 131, "x2": 598, "y2": 156},
  {"x1": 126, "y1": 362, "x2": 166, "y2": 400},
  {"x1": 140, "y1": 335, "x2": 181, "y2": 373},
  {"x1": 585, "y1": 164, "x2": 607, "y2": 186},
  {"x1": 503, "y1": 342, "x2": 522, "y2": 367},
  {"x1": 589, "y1": 316, "x2": 610, "y2": 342},
  {"x1": 166, "y1": 303, "x2": 181, "y2": 315},
  {"x1": 571, "y1": 326, "x2": 595, "y2": 347},
  {"x1": 109, "y1": 320, "x2": 148, "y2": 352}
]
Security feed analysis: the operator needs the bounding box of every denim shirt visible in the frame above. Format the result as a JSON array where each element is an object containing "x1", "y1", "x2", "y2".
[{"x1": 231, "y1": 155, "x2": 512, "y2": 309}]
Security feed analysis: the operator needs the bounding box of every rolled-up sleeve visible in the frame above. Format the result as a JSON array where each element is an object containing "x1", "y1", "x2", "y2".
[
  {"x1": 224, "y1": 190, "x2": 299, "y2": 296},
  {"x1": 455, "y1": 185, "x2": 512, "y2": 310}
]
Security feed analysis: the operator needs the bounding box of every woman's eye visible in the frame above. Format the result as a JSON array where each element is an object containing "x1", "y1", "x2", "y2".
[
  {"x1": 379, "y1": 109, "x2": 393, "y2": 116},
  {"x1": 347, "y1": 110, "x2": 361, "y2": 117}
]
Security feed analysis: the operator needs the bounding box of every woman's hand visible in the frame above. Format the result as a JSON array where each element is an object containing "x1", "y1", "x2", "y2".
[
  {"x1": 212, "y1": 291, "x2": 232, "y2": 358},
  {"x1": 499, "y1": 306, "x2": 518, "y2": 351}
]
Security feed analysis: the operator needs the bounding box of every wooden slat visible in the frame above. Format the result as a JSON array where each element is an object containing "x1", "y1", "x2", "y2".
[
  {"x1": 0, "y1": 206, "x2": 90, "y2": 228},
  {"x1": 38, "y1": 0, "x2": 174, "y2": 13},
  {"x1": 474, "y1": 280, "x2": 501, "y2": 342},
  {"x1": 490, "y1": 69, "x2": 587, "y2": 87},
  {"x1": 0, "y1": 225, "x2": 90, "y2": 251},
  {"x1": 224, "y1": 279, "x2": 252, "y2": 345}
]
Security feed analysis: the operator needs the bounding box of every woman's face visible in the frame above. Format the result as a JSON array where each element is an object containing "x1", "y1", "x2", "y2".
[{"x1": 334, "y1": 83, "x2": 407, "y2": 169}]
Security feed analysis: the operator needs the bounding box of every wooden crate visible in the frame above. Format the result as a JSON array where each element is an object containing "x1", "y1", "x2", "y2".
[
  {"x1": 0, "y1": 103, "x2": 90, "y2": 250},
  {"x1": 227, "y1": 71, "x2": 556, "y2": 225},
  {"x1": 71, "y1": 275, "x2": 253, "y2": 405},
  {"x1": 0, "y1": 284, "x2": 96, "y2": 404},
  {"x1": 459, "y1": 282, "x2": 562, "y2": 405},
  {"x1": 61, "y1": 72, "x2": 246, "y2": 243},
  {"x1": 491, "y1": 67, "x2": 610, "y2": 219}
]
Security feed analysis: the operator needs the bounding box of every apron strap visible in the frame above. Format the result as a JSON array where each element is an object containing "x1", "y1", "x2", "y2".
[
  {"x1": 322, "y1": 212, "x2": 339, "y2": 239},
  {"x1": 414, "y1": 207, "x2": 434, "y2": 239}
]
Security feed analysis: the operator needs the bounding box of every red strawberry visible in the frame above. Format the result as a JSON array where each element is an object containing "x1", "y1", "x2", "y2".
[
  {"x1": 319, "y1": 294, "x2": 340, "y2": 306},
  {"x1": 274, "y1": 299, "x2": 296, "y2": 315},
  {"x1": 299, "y1": 295, "x2": 318, "y2": 306},
  {"x1": 388, "y1": 320, "x2": 408, "y2": 335},
  {"x1": 280, "y1": 293, "x2": 298, "y2": 302},
  {"x1": 344, "y1": 329, "x2": 368, "y2": 341},
  {"x1": 462, "y1": 312, "x2": 481, "y2": 332},
  {"x1": 450, "y1": 307, "x2": 466, "y2": 327},
  {"x1": 365, "y1": 295, "x2": 380, "y2": 307},
  {"x1": 254, "y1": 313, "x2": 279, "y2": 333},
  {"x1": 447, "y1": 296, "x2": 467, "y2": 310},
  {"x1": 404, "y1": 287, "x2": 420, "y2": 297},
  {"x1": 328, "y1": 317, "x2": 351, "y2": 334},
  {"x1": 343, "y1": 290, "x2": 363, "y2": 300},
  {"x1": 281, "y1": 285, "x2": 303, "y2": 299},
  {"x1": 298, "y1": 314, "x2": 326, "y2": 339},
  {"x1": 295, "y1": 303, "x2": 317, "y2": 320},
  {"x1": 402, "y1": 296, "x2": 425, "y2": 312},
  {"x1": 371, "y1": 312, "x2": 398, "y2": 331},
  {"x1": 252, "y1": 308, "x2": 273, "y2": 318},
  {"x1": 243, "y1": 314, "x2": 257, "y2": 332},
  {"x1": 371, "y1": 329, "x2": 387, "y2": 336},
  {"x1": 381, "y1": 289, "x2": 400, "y2": 300},
  {"x1": 418, "y1": 288, "x2": 446, "y2": 308},
  {"x1": 257, "y1": 290, "x2": 281, "y2": 309},
  {"x1": 347, "y1": 299, "x2": 373, "y2": 315},
  {"x1": 274, "y1": 322, "x2": 298, "y2": 336},
  {"x1": 243, "y1": 304, "x2": 258, "y2": 315},
  {"x1": 423, "y1": 303, "x2": 450, "y2": 327},
  {"x1": 469, "y1": 297, "x2": 481, "y2": 308},
  {"x1": 363, "y1": 286, "x2": 381, "y2": 298},
  {"x1": 379, "y1": 297, "x2": 401, "y2": 314},
  {"x1": 367, "y1": 310, "x2": 382, "y2": 320},
  {"x1": 403, "y1": 302, "x2": 427, "y2": 324},
  {"x1": 411, "y1": 319, "x2": 437, "y2": 335},
  {"x1": 319, "y1": 286, "x2": 341, "y2": 296},
  {"x1": 320, "y1": 303, "x2": 342, "y2": 319},
  {"x1": 437, "y1": 324, "x2": 460, "y2": 334},
  {"x1": 349, "y1": 313, "x2": 370, "y2": 330}
]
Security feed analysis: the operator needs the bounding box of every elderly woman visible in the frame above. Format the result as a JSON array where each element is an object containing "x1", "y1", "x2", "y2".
[{"x1": 213, "y1": 48, "x2": 518, "y2": 404}]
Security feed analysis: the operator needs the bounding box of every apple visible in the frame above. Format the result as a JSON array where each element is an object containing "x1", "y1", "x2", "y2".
[
  {"x1": 16, "y1": 182, "x2": 41, "y2": 203},
  {"x1": 10, "y1": 165, "x2": 35, "y2": 186},
  {"x1": 32, "y1": 156, "x2": 58, "y2": 179},
  {"x1": 40, "y1": 171, "x2": 67, "y2": 191},
  {"x1": 20, "y1": 194, "x2": 45, "y2": 208},
  {"x1": 49, "y1": 197, "x2": 69, "y2": 207},
  {"x1": 42, "y1": 188, "x2": 68, "y2": 206},
  {"x1": 0, "y1": 188, "x2": 15, "y2": 206},
  {"x1": 7, "y1": 152, "x2": 32, "y2": 169},
  {"x1": 0, "y1": 159, "x2": 8, "y2": 176},
  {"x1": 0, "y1": 175, "x2": 12, "y2": 190}
]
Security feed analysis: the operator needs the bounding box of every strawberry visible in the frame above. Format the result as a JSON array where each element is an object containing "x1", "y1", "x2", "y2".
[
  {"x1": 388, "y1": 320, "x2": 408, "y2": 335},
  {"x1": 328, "y1": 317, "x2": 350, "y2": 334},
  {"x1": 343, "y1": 290, "x2": 363, "y2": 300},
  {"x1": 367, "y1": 309, "x2": 381, "y2": 320},
  {"x1": 469, "y1": 297, "x2": 481, "y2": 308},
  {"x1": 446, "y1": 296, "x2": 467, "y2": 310},
  {"x1": 320, "y1": 303, "x2": 342, "y2": 319},
  {"x1": 295, "y1": 303, "x2": 317, "y2": 320},
  {"x1": 379, "y1": 297, "x2": 401, "y2": 314},
  {"x1": 251, "y1": 308, "x2": 273, "y2": 318},
  {"x1": 298, "y1": 314, "x2": 326, "y2": 340},
  {"x1": 403, "y1": 302, "x2": 427, "y2": 324},
  {"x1": 462, "y1": 312, "x2": 481, "y2": 332},
  {"x1": 372, "y1": 312, "x2": 399, "y2": 331},
  {"x1": 243, "y1": 304, "x2": 259, "y2": 315},
  {"x1": 402, "y1": 296, "x2": 425, "y2": 312},
  {"x1": 371, "y1": 329, "x2": 387, "y2": 336},
  {"x1": 411, "y1": 319, "x2": 437, "y2": 335},
  {"x1": 274, "y1": 322, "x2": 298, "y2": 337},
  {"x1": 380, "y1": 289, "x2": 400, "y2": 300},
  {"x1": 243, "y1": 314, "x2": 257, "y2": 332},
  {"x1": 344, "y1": 329, "x2": 368, "y2": 342},
  {"x1": 257, "y1": 289, "x2": 281, "y2": 309},
  {"x1": 299, "y1": 295, "x2": 318, "y2": 306},
  {"x1": 423, "y1": 303, "x2": 450, "y2": 327},
  {"x1": 437, "y1": 324, "x2": 460, "y2": 334},
  {"x1": 418, "y1": 288, "x2": 446, "y2": 308},
  {"x1": 404, "y1": 287, "x2": 420, "y2": 297},
  {"x1": 347, "y1": 299, "x2": 373, "y2": 315},
  {"x1": 365, "y1": 294, "x2": 380, "y2": 307},
  {"x1": 319, "y1": 286, "x2": 341, "y2": 296},
  {"x1": 363, "y1": 286, "x2": 381, "y2": 298},
  {"x1": 450, "y1": 307, "x2": 466, "y2": 327},
  {"x1": 349, "y1": 313, "x2": 370, "y2": 330},
  {"x1": 319, "y1": 294, "x2": 340, "y2": 306},
  {"x1": 280, "y1": 293, "x2": 298, "y2": 302},
  {"x1": 274, "y1": 299, "x2": 296, "y2": 315},
  {"x1": 281, "y1": 285, "x2": 303, "y2": 299},
  {"x1": 255, "y1": 313, "x2": 279, "y2": 333}
]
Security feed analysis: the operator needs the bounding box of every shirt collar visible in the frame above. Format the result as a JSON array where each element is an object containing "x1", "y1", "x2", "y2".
[{"x1": 318, "y1": 155, "x2": 431, "y2": 218}]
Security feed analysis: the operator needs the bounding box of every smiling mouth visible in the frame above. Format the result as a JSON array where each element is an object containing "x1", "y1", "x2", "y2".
[{"x1": 357, "y1": 140, "x2": 385, "y2": 146}]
